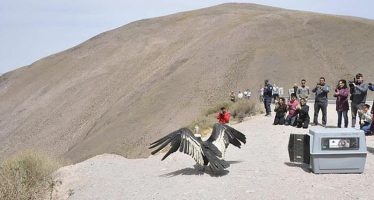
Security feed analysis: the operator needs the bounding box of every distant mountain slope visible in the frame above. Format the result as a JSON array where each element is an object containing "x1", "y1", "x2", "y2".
[{"x1": 1, "y1": 3, "x2": 374, "y2": 163}]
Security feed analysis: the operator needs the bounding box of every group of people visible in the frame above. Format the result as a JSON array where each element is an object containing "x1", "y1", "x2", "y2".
[
  {"x1": 273, "y1": 94, "x2": 310, "y2": 128},
  {"x1": 230, "y1": 89, "x2": 251, "y2": 102},
  {"x1": 262, "y1": 73, "x2": 374, "y2": 135}
]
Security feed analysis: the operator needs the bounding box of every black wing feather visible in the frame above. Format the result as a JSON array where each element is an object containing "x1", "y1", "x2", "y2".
[
  {"x1": 149, "y1": 125, "x2": 242, "y2": 172},
  {"x1": 149, "y1": 128, "x2": 206, "y2": 165},
  {"x1": 162, "y1": 136, "x2": 181, "y2": 160},
  {"x1": 207, "y1": 123, "x2": 246, "y2": 148},
  {"x1": 204, "y1": 149, "x2": 230, "y2": 171},
  {"x1": 224, "y1": 125, "x2": 246, "y2": 144},
  {"x1": 207, "y1": 123, "x2": 221, "y2": 143}
]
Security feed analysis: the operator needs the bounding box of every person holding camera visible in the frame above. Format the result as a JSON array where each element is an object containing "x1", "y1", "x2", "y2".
[
  {"x1": 285, "y1": 93, "x2": 299, "y2": 126},
  {"x1": 273, "y1": 97, "x2": 287, "y2": 125},
  {"x1": 216, "y1": 106, "x2": 231, "y2": 125},
  {"x1": 263, "y1": 80, "x2": 273, "y2": 116},
  {"x1": 369, "y1": 82, "x2": 374, "y2": 92},
  {"x1": 334, "y1": 79, "x2": 350, "y2": 128},
  {"x1": 296, "y1": 98, "x2": 310, "y2": 129},
  {"x1": 312, "y1": 77, "x2": 330, "y2": 126},
  {"x1": 349, "y1": 73, "x2": 369, "y2": 128}
]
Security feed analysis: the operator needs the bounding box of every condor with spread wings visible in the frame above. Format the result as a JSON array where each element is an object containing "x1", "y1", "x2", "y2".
[{"x1": 149, "y1": 123, "x2": 246, "y2": 172}]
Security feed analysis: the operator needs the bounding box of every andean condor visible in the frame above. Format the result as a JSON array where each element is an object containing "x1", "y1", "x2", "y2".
[{"x1": 149, "y1": 123, "x2": 246, "y2": 171}]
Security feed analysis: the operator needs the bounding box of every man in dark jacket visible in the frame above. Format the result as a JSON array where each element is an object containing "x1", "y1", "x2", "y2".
[
  {"x1": 312, "y1": 77, "x2": 330, "y2": 126},
  {"x1": 369, "y1": 83, "x2": 374, "y2": 134},
  {"x1": 297, "y1": 98, "x2": 310, "y2": 128},
  {"x1": 263, "y1": 80, "x2": 273, "y2": 116},
  {"x1": 350, "y1": 73, "x2": 369, "y2": 128}
]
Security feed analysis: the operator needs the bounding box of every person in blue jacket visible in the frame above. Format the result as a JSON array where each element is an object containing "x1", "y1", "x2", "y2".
[{"x1": 349, "y1": 73, "x2": 369, "y2": 128}]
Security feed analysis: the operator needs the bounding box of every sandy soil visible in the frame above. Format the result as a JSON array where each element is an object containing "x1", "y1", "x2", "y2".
[{"x1": 52, "y1": 103, "x2": 374, "y2": 200}]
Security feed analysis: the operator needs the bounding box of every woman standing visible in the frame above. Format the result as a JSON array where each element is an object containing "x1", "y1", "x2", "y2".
[{"x1": 334, "y1": 80, "x2": 349, "y2": 128}]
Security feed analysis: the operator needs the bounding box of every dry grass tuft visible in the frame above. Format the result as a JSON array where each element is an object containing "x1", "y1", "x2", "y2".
[
  {"x1": 190, "y1": 99, "x2": 261, "y2": 135},
  {"x1": 0, "y1": 150, "x2": 62, "y2": 200},
  {"x1": 231, "y1": 100, "x2": 259, "y2": 120},
  {"x1": 203, "y1": 101, "x2": 233, "y2": 117}
]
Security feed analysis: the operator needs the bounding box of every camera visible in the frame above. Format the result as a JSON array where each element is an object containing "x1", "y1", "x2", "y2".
[
  {"x1": 348, "y1": 81, "x2": 354, "y2": 87},
  {"x1": 348, "y1": 78, "x2": 356, "y2": 87}
]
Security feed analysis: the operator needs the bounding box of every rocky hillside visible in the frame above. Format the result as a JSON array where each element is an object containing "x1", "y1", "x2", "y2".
[{"x1": 1, "y1": 3, "x2": 374, "y2": 163}]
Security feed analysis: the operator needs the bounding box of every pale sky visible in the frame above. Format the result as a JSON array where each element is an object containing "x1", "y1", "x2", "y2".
[{"x1": 1, "y1": 0, "x2": 373, "y2": 73}]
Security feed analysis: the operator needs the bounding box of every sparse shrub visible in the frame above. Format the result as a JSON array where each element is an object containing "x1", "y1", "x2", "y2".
[
  {"x1": 203, "y1": 101, "x2": 233, "y2": 117},
  {"x1": 231, "y1": 100, "x2": 258, "y2": 119},
  {"x1": 189, "y1": 99, "x2": 261, "y2": 135},
  {"x1": 0, "y1": 150, "x2": 61, "y2": 200}
]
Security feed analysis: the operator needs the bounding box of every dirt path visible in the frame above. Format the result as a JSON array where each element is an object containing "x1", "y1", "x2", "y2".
[{"x1": 53, "y1": 103, "x2": 374, "y2": 200}]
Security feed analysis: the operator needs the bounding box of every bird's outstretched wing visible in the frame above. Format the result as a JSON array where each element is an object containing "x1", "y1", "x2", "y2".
[
  {"x1": 149, "y1": 128, "x2": 229, "y2": 171},
  {"x1": 149, "y1": 128, "x2": 206, "y2": 165},
  {"x1": 207, "y1": 123, "x2": 246, "y2": 148}
]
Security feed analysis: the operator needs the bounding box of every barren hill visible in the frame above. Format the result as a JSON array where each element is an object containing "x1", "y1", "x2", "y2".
[{"x1": 1, "y1": 3, "x2": 374, "y2": 163}]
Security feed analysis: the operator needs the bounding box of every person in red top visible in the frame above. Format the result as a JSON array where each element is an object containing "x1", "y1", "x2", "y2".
[
  {"x1": 216, "y1": 107, "x2": 231, "y2": 124},
  {"x1": 285, "y1": 93, "x2": 299, "y2": 126}
]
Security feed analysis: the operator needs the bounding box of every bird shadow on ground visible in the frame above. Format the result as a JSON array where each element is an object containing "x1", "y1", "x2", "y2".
[
  {"x1": 227, "y1": 160, "x2": 243, "y2": 164},
  {"x1": 367, "y1": 146, "x2": 374, "y2": 155},
  {"x1": 284, "y1": 162, "x2": 311, "y2": 173},
  {"x1": 160, "y1": 164, "x2": 230, "y2": 177},
  {"x1": 160, "y1": 160, "x2": 244, "y2": 177}
]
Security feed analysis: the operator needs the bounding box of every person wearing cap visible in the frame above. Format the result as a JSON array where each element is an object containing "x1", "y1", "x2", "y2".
[{"x1": 263, "y1": 80, "x2": 273, "y2": 116}]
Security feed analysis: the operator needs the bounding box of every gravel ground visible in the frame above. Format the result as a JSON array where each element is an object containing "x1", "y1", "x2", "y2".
[{"x1": 53, "y1": 103, "x2": 374, "y2": 200}]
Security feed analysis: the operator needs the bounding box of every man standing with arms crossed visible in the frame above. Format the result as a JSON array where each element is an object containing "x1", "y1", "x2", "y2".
[{"x1": 312, "y1": 77, "x2": 330, "y2": 127}]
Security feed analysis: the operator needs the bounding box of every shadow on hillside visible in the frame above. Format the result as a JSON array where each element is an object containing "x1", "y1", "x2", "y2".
[
  {"x1": 284, "y1": 162, "x2": 311, "y2": 173},
  {"x1": 160, "y1": 164, "x2": 230, "y2": 177},
  {"x1": 367, "y1": 146, "x2": 374, "y2": 155}
]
